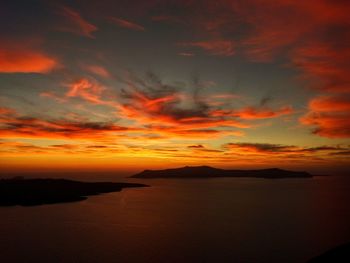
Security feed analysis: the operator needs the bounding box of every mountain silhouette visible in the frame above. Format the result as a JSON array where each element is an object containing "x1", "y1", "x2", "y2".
[{"x1": 132, "y1": 166, "x2": 312, "y2": 179}]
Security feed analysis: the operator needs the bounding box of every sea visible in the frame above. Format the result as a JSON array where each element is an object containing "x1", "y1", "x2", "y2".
[{"x1": 1, "y1": 175, "x2": 350, "y2": 263}]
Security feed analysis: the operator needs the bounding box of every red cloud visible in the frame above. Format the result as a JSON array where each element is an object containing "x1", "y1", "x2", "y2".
[
  {"x1": 0, "y1": 43, "x2": 57, "y2": 73},
  {"x1": 0, "y1": 106, "x2": 243, "y2": 141},
  {"x1": 179, "y1": 40, "x2": 235, "y2": 56},
  {"x1": 301, "y1": 96, "x2": 350, "y2": 138},
  {"x1": 118, "y1": 77, "x2": 249, "y2": 131},
  {"x1": 291, "y1": 44, "x2": 350, "y2": 93},
  {"x1": 230, "y1": 1, "x2": 350, "y2": 137},
  {"x1": 39, "y1": 72, "x2": 295, "y2": 140},
  {"x1": 309, "y1": 96, "x2": 350, "y2": 112},
  {"x1": 43, "y1": 78, "x2": 120, "y2": 110},
  {"x1": 236, "y1": 106, "x2": 293, "y2": 120},
  {"x1": 211, "y1": 106, "x2": 293, "y2": 120},
  {"x1": 113, "y1": 73, "x2": 299, "y2": 138},
  {"x1": 171, "y1": 0, "x2": 349, "y2": 137},
  {"x1": 109, "y1": 17, "x2": 145, "y2": 31},
  {"x1": 65, "y1": 78, "x2": 106, "y2": 104},
  {"x1": 0, "y1": 107, "x2": 15, "y2": 115},
  {"x1": 57, "y1": 6, "x2": 97, "y2": 38}
]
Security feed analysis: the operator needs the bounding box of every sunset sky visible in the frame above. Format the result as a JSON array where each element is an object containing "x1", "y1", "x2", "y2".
[{"x1": 0, "y1": 0, "x2": 349, "y2": 174}]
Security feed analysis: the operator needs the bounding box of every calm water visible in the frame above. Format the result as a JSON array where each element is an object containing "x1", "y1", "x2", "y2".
[{"x1": 1, "y1": 176, "x2": 350, "y2": 263}]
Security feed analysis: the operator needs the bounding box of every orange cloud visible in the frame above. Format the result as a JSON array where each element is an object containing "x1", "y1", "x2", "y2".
[
  {"x1": 0, "y1": 109, "x2": 134, "y2": 140},
  {"x1": 309, "y1": 96, "x2": 350, "y2": 112},
  {"x1": 57, "y1": 6, "x2": 97, "y2": 38},
  {"x1": 0, "y1": 107, "x2": 15, "y2": 115},
  {"x1": 230, "y1": 1, "x2": 350, "y2": 137},
  {"x1": 38, "y1": 72, "x2": 297, "y2": 141},
  {"x1": 223, "y1": 142, "x2": 350, "y2": 156},
  {"x1": 0, "y1": 43, "x2": 57, "y2": 73},
  {"x1": 39, "y1": 72, "x2": 250, "y2": 139},
  {"x1": 118, "y1": 76, "x2": 249, "y2": 131},
  {"x1": 109, "y1": 17, "x2": 145, "y2": 31},
  {"x1": 107, "y1": 72, "x2": 300, "y2": 139},
  {"x1": 42, "y1": 78, "x2": 121, "y2": 112},
  {"x1": 236, "y1": 106, "x2": 293, "y2": 119},
  {"x1": 0, "y1": 141, "x2": 126, "y2": 156},
  {"x1": 211, "y1": 106, "x2": 293, "y2": 120},
  {"x1": 65, "y1": 78, "x2": 107, "y2": 104},
  {"x1": 300, "y1": 96, "x2": 350, "y2": 138}
]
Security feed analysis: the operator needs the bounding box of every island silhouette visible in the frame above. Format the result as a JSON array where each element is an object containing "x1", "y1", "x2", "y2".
[
  {"x1": 132, "y1": 165, "x2": 313, "y2": 179},
  {"x1": 0, "y1": 178, "x2": 148, "y2": 206}
]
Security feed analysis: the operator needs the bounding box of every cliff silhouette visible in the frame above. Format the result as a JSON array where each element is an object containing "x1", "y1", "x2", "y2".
[
  {"x1": 0, "y1": 178, "x2": 148, "y2": 206},
  {"x1": 307, "y1": 242, "x2": 350, "y2": 262}
]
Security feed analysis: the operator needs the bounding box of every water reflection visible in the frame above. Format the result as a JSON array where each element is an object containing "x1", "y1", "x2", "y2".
[{"x1": 0, "y1": 177, "x2": 349, "y2": 263}]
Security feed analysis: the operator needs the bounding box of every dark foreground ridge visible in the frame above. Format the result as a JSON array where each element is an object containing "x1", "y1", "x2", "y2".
[
  {"x1": 0, "y1": 178, "x2": 148, "y2": 206},
  {"x1": 132, "y1": 166, "x2": 313, "y2": 179},
  {"x1": 307, "y1": 242, "x2": 350, "y2": 262}
]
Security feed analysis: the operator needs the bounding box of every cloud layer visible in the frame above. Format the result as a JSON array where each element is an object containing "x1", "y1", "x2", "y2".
[{"x1": 0, "y1": 0, "x2": 349, "y2": 172}]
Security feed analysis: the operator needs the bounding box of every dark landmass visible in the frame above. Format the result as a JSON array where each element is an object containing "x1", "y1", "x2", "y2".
[
  {"x1": 132, "y1": 166, "x2": 313, "y2": 179},
  {"x1": 0, "y1": 178, "x2": 148, "y2": 206},
  {"x1": 307, "y1": 242, "x2": 350, "y2": 262}
]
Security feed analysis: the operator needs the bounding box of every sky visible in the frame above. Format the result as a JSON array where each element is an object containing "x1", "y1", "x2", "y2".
[{"x1": 0, "y1": 0, "x2": 349, "y2": 174}]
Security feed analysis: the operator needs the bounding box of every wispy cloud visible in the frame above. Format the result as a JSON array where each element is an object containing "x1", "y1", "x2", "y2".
[
  {"x1": 0, "y1": 107, "x2": 133, "y2": 140},
  {"x1": 57, "y1": 6, "x2": 97, "y2": 38},
  {"x1": 109, "y1": 17, "x2": 145, "y2": 31},
  {"x1": 82, "y1": 65, "x2": 111, "y2": 78},
  {"x1": 65, "y1": 78, "x2": 107, "y2": 104},
  {"x1": 39, "y1": 72, "x2": 295, "y2": 140},
  {"x1": 223, "y1": 142, "x2": 350, "y2": 156},
  {"x1": 117, "y1": 72, "x2": 249, "y2": 133},
  {"x1": 178, "y1": 52, "x2": 195, "y2": 57},
  {"x1": 212, "y1": 106, "x2": 293, "y2": 120}
]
